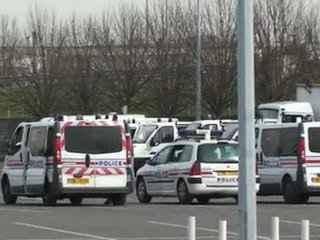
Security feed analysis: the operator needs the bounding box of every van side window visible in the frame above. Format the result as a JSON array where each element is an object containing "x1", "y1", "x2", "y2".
[
  {"x1": 308, "y1": 128, "x2": 320, "y2": 153},
  {"x1": 261, "y1": 129, "x2": 281, "y2": 157},
  {"x1": 162, "y1": 126, "x2": 174, "y2": 143},
  {"x1": 29, "y1": 127, "x2": 47, "y2": 156},
  {"x1": 9, "y1": 126, "x2": 24, "y2": 155},
  {"x1": 280, "y1": 127, "x2": 299, "y2": 156},
  {"x1": 153, "y1": 126, "x2": 174, "y2": 144},
  {"x1": 46, "y1": 127, "x2": 55, "y2": 156}
]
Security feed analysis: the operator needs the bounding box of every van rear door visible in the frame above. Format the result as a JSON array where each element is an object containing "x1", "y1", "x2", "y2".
[
  {"x1": 303, "y1": 122, "x2": 320, "y2": 187},
  {"x1": 61, "y1": 121, "x2": 127, "y2": 189}
]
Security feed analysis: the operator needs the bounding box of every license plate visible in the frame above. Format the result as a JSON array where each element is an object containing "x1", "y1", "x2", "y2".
[
  {"x1": 218, "y1": 171, "x2": 238, "y2": 176},
  {"x1": 312, "y1": 177, "x2": 320, "y2": 183},
  {"x1": 67, "y1": 178, "x2": 90, "y2": 184}
]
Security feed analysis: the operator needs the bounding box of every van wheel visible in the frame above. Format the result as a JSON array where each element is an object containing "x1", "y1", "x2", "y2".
[
  {"x1": 299, "y1": 194, "x2": 309, "y2": 204},
  {"x1": 2, "y1": 179, "x2": 17, "y2": 205},
  {"x1": 111, "y1": 194, "x2": 127, "y2": 206},
  {"x1": 69, "y1": 196, "x2": 83, "y2": 206},
  {"x1": 283, "y1": 178, "x2": 299, "y2": 204},
  {"x1": 136, "y1": 178, "x2": 152, "y2": 203},
  {"x1": 42, "y1": 182, "x2": 57, "y2": 206},
  {"x1": 177, "y1": 180, "x2": 193, "y2": 204},
  {"x1": 197, "y1": 196, "x2": 210, "y2": 204}
]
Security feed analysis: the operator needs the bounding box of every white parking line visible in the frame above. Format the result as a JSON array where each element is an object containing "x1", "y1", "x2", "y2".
[
  {"x1": 0, "y1": 207, "x2": 48, "y2": 213},
  {"x1": 147, "y1": 220, "x2": 270, "y2": 240},
  {"x1": 281, "y1": 219, "x2": 320, "y2": 227},
  {"x1": 12, "y1": 222, "x2": 117, "y2": 240}
]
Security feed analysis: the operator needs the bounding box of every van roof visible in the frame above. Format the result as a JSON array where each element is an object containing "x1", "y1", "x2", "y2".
[{"x1": 258, "y1": 101, "x2": 313, "y2": 113}]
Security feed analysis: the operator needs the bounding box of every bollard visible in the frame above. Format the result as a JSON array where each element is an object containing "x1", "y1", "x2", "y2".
[
  {"x1": 271, "y1": 216, "x2": 279, "y2": 240},
  {"x1": 188, "y1": 216, "x2": 196, "y2": 240},
  {"x1": 219, "y1": 220, "x2": 227, "y2": 240},
  {"x1": 301, "y1": 219, "x2": 310, "y2": 240}
]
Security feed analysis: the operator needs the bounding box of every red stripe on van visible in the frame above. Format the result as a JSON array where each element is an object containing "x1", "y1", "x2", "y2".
[
  {"x1": 305, "y1": 160, "x2": 320, "y2": 164},
  {"x1": 65, "y1": 167, "x2": 76, "y2": 174}
]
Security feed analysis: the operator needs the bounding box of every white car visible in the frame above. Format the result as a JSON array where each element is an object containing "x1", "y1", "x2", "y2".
[{"x1": 136, "y1": 138, "x2": 260, "y2": 204}]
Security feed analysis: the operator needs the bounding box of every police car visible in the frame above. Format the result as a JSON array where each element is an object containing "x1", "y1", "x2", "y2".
[
  {"x1": 135, "y1": 130, "x2": 260, "y2": 204},
  {"x1": 1, "y1": 114, "x2": 133, "y2": 206}
]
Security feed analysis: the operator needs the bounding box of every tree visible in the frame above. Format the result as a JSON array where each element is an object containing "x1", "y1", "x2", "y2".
[{"x1": 8, "y1": 8, "x2": 67, "y2": 117}]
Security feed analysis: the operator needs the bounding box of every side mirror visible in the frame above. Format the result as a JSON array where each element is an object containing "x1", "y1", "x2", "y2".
[{"x1": 150, "y1": 138, "x2": 159, "y2": 147}]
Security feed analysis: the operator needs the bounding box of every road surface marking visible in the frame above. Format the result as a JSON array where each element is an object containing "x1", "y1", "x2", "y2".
[{"x1": 12, "y1": 222, "x2": 117, "y2": 240}]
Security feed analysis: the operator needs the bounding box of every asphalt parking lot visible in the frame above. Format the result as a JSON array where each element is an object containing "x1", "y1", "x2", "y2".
[{"x1": 1, "y1": 193, "x2": 320, "y2": 240}]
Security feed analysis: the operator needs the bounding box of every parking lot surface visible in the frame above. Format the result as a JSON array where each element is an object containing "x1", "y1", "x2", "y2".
[{"x1": 1, "y1": 193, "x2": 320, "y2": 240}]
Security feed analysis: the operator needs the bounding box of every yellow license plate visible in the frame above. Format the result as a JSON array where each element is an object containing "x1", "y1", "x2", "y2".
[
  {"x1": 67, "y1": 178, "x2": 89, "y2": 184},
  {"x1": 218, "y1": 171, "x2": 238, "y2": 176},
  {"x1": 312, "y1": 177, "x2": 320, "y2": 183}
]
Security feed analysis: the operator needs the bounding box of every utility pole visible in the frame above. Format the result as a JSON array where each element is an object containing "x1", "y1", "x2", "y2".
[
  {"x1": 237, "y1": 0, "x2": 257, "y2": 240},
  {"x1": 195, "y1": 0, "x2": 201, "y2": 120},
  {"x1": 145, "y1": 0, "x2": 149, "y2": 42}
]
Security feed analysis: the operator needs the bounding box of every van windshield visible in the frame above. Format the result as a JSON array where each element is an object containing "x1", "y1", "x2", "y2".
[
  {"x1": 308, "y1": 128, "x2": 320, "y2": 153},
  {"x1": 133, "y1": 125, "x2": 158, "y2": 143},
  {"x1": 257, "y1": 109, "x2": 278, "y2": 119},
  {"x1": 198, "y1": 143, "x2": 238, "y2": 163},
  {"x1": 65, "y1": 126, "x2": 122, "y2": 154}
]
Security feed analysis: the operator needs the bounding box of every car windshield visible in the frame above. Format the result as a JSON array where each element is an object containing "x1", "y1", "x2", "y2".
[
  {"x1": 257, "y1": 109, "x2": 278, "y2": 119},
  {"x1": 197, "y1": 143, "x2": 238, "y2": 163},
  {"x1": 133, "y1": 125, "x2": 158, "y2": 143},
  {"x1": 186, "y1": 123, "x2": 201, "y2": 130}
]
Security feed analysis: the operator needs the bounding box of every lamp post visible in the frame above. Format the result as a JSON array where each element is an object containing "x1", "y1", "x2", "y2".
[
  {"x1": 237, "y1": 0, "x2": 257, "y2": 240},
  {"x1": 195, "y1": 0, "x2": 201, "y2": 120}
]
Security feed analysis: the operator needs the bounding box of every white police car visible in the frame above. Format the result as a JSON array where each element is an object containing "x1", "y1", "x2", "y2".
[{"x1": 135, "y1": 132, "x2": 260, "y2": 204}]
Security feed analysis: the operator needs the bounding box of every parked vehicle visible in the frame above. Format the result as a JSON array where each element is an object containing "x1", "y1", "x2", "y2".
[{"x1": 1, "y1": 115, "x2": 133, "y2": 206}]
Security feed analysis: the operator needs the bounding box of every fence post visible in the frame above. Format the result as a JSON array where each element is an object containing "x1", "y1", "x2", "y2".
[
  {"x1": 301, "y1": 219, "x2": 310, "y2": 240},
  {"x1": 271, "y1": 216, "x2": 279, "y2": 240},
  {"x1": 219, "y1": 220, "x2": 227, "y2": 240},
  {"x1": 188, "y1": 216, "x2": 196, "y2": 240}
]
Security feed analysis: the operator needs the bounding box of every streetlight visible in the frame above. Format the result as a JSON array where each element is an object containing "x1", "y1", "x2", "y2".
[
  {"x1": 237, "y1": 0, "x2": 257, "y2": 240},
  {"x1": 195, "y1": 0, "x2": 201, "y2": 120}
]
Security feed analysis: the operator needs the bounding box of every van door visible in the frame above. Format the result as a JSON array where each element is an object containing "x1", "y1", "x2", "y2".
[
  {"x1": 60, "y1": 121, "x2": 95, "y2": 189},
  {"x1": 303, "y1": 123, "x2": 320, "y2": 188},
  {"x1": 5, "y1": 124, "x2": 28, "y2": 194},
  {"x1": 258, "y1": 128, "x2": 282, "y2": 194},
  {"x1": 93, "y1": 125, "x2": 127, "y2": 188},
  {"x1": 26, "y1": 125, "x2": 48, "y2": 193}
]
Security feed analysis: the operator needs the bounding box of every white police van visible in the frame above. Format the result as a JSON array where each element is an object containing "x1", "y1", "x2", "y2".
[
  {"x1": 1, "y1": 115, "x2": 133, "y2": 206},
  {"x1": 256, "y1": 121, "x2": 320, "y2": 203}
]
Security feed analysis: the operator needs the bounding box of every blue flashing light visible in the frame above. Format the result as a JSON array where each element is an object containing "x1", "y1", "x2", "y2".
[{"x1": 53, "y1": 114, "x2": 64, "y2": 121}]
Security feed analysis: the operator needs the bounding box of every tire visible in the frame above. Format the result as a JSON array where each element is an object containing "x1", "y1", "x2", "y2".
[
  {"x1": 177, "y1": 180, "x2": 193, "y2": 204},
  {"x1": 69, "y1": 196, "x2": 83, "y2": 206},
  {"x1": 196, "y1": 196, "x2": 210, "y2": 204},
  {"x1": 136, "y1": 178, "x2": 152, "y2": 203},
  {"x1": 42, "y1": 182, "x2": 57, "y2": 206},
  {"x1": 2, "y1": 179, "x2": 17, "y2": 205},
  {"x1": 111, "y1": 194, "x2": 127, "y2": 206},
  {"x1": 283, "y1": 178, "x2": 299, "y2": 204},
  {"x1": 299, "y1": 194, "x2": 309, "y2": 204}
]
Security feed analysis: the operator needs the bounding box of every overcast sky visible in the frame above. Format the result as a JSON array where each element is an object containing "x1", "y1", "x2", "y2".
[{"x1": 0, "y1": 0, "x2": 318, "y2": 26}]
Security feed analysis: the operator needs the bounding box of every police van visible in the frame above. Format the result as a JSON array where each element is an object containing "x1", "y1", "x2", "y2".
[
  {"x1": 256, "y1": 121, "x2": 320, "y2": 203},
  {"x1": 1, "y1": 115, "x2": 133, "y2": 206}
]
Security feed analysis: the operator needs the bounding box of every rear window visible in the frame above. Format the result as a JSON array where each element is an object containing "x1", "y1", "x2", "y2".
[
  {"x1": 197, "y1": 143, "x2": 238, "y2": 163},
  {"x1": 308, "y1": 127, "x2": 320, "y2": 153},
  {"x1": 65, "y1": 126, "x2": 122, "y2": 154}
]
